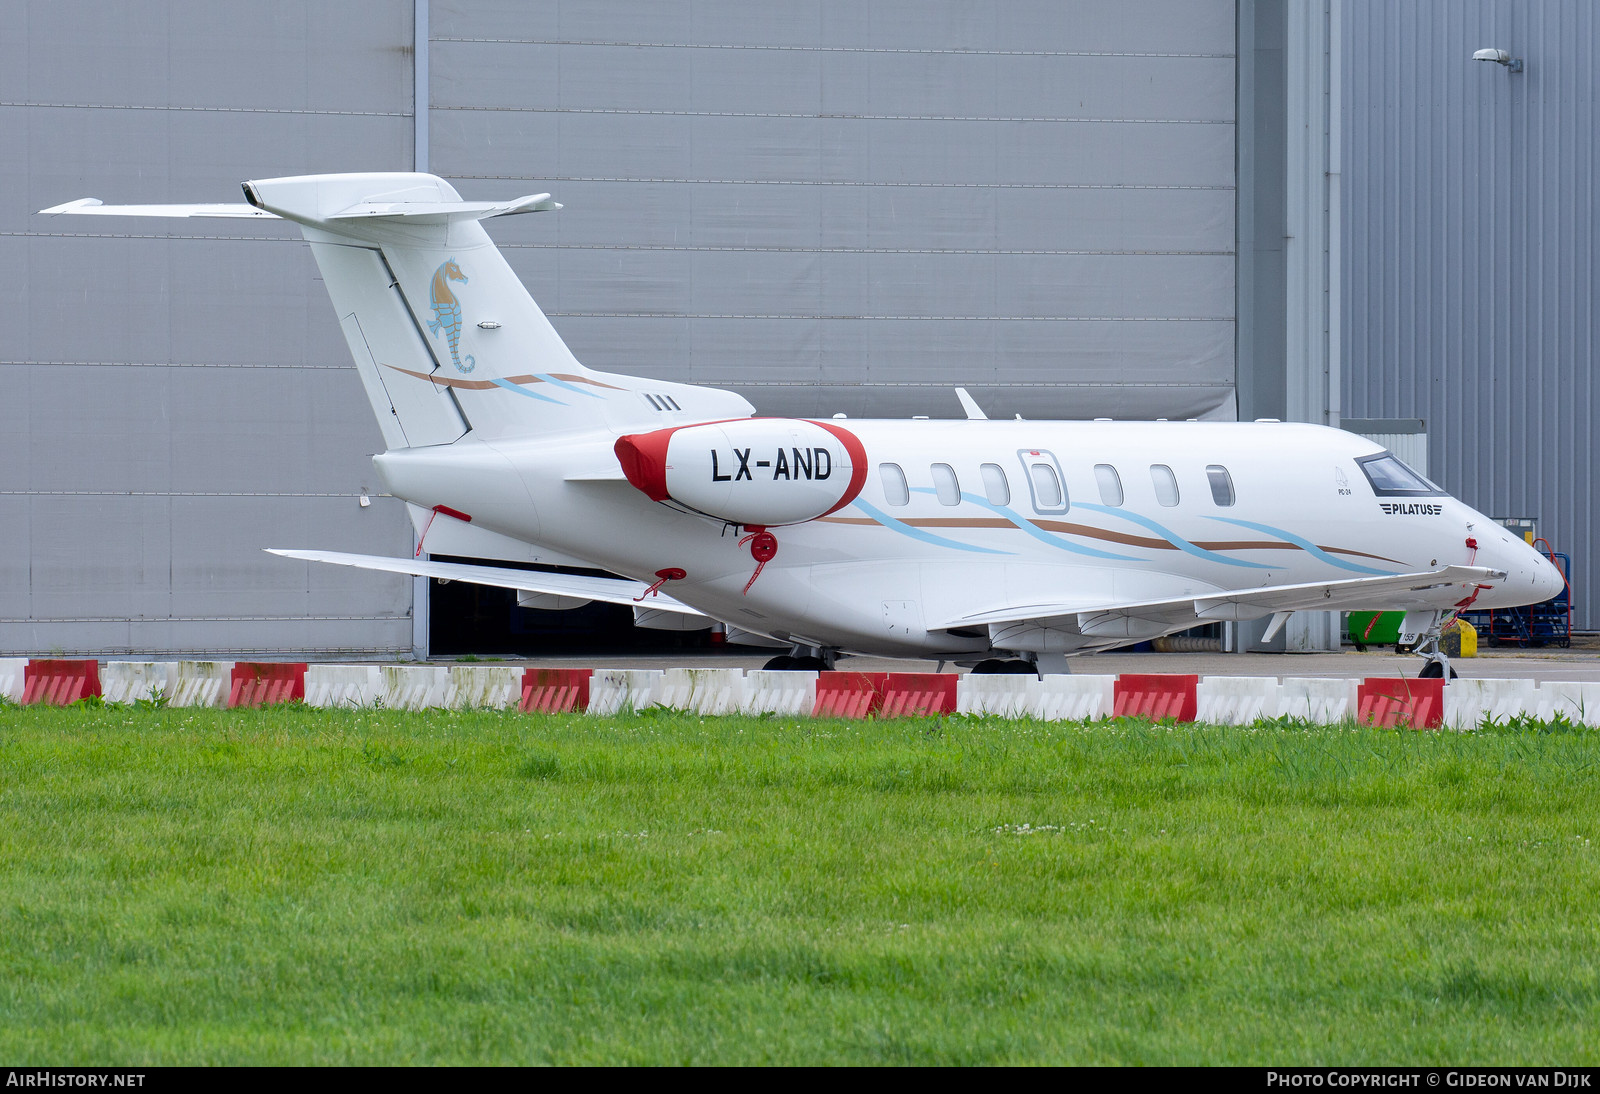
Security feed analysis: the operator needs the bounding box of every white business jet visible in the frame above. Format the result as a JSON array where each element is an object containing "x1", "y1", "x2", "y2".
[{"x1": 41, "y1": 173, "x2": 1564, "y2": 678}]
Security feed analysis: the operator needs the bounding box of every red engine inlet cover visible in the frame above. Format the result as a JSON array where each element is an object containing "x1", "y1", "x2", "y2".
[{"x1": 616, "y1": 418, "x2": 866, "y2": 526}]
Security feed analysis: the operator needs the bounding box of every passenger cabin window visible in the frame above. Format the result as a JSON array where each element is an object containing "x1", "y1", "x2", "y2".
[
  {"x1": 880, "y1": 463, "x2": 909, "y2": 506},
  {"x1": 980, "y1": 463, "x2": 1010, "y2": 506},
  {"x1": 1206, "y1": 465, "x2": 1236, "y2": 507},
  {"x1": 1030, "y1": 463, "x2": 1064, "y2": 509},
  {"x1": 1150, "y1": 464, "x2": 1179, "y2": 507},
  {"x1": 1094, "y1": 464, "x2": 1124, "y2": 507},
  {"x1": 1355, "y1": 452, "x2": 1446, "y2": 497},
  {"x1": 931, "y1": 463, "x2": 960, "y2": 506}
]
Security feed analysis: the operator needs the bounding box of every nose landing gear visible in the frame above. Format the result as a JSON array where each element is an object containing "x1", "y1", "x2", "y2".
[{"x1": 1404, "y1": 611, "x2": 1459, "y2": 680}]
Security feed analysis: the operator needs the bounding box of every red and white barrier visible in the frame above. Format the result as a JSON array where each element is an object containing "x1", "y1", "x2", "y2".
[
  {"x1": 814, "y1": 672, "x2": 885, "y2": 718},
  {"x1": 305, "y1": 665, "x2": 383, "y2": 708},
  {"x1": 1280, "y1": 677, "x2": 1359, "y2": 724},
  {"x1": 22, "y1": 660, "x2": 101, "y2": 706},
  {"x1": 380, "y1": 665, "x2": 451, "y2": 711},
  {"x1": 1443, "y1": 678, "x2": 1539, "y2": 730},
  {"x1": 741, "y1": 670, "x2": 817, "y2": 715},
  {"x1": 1357, "y1": 677, "x2": 1444, "y2": 729},
  {"x1": 1537, "y1": 681, "x2": 1600, "y2": 727},
  {"x1": 1034, "y1": 675, "x2": 1117, "y2": 721},
  {"x1": 659, "y1": 668, "x2": 745, "y2": 715},
  {"x1": 588, "y1": 669, "x2": 662, "y2": 715},
  {"x1": 957, "y1": 674, "x2": 1035, "y2": 718},
  {"x1": 520, "y1": 669, "x2": 591, "y2": 713},
  {"x1": 172, "y1": 661, "x2": 232, "y2": 708},
  {"x1": 0, "y1": 658, "x2": 25, "y2": 702},
  {"x1": 101, "y1": 661, "x2": 177, "y2": 704},
  {"x1": 4, "y1": 656, "x2": 1597, "y2": 727},
  {"x1": 229, "y1": 662, "x2": 306, "y2": 708},
  {"x1": 447, "y1": 665, "x2": 522, "y2": 709},
  {"x1": 1113, "y1": 673, "x2": 1198, "y2": 722},
  {"x1": 1196, "y1": 676, "x2": 1281, "y2": 725}
]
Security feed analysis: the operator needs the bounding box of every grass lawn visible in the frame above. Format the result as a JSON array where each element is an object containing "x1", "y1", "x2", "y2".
[{"x1": 1, "y1": 702, "x2": 1597, "y2": 1065}]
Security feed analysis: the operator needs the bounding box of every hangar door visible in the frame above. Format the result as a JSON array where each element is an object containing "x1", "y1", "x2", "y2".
[{"x1": 429, "y1": 1, "x2": 1239, "y2": 423}]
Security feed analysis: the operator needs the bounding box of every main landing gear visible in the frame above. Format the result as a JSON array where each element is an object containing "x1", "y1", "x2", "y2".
[
  {"x1": 763, "y1": 645, "x2": 836, "y2": 672},
  {"x1": 969, "y1": 658, "x2": 1038, "y2": 675}
]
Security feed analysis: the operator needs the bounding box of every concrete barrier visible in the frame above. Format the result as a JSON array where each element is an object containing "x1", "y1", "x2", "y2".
[
  {"x1": 1197, "y1": 676, "x2": 1281, "y2": 725},
  {"x1": 380, "y1": 665, "x2": 451, "y2": 711},
  {"x1": 813, "y1": 672, "x2": 886, "y2": 718},
  {"x1": 305, "y1": 665, "x2": 383, "y2": 708},
  {"x1": 957, "y1": 674, "x2": 1035, "y2": 719},
  {"x1": 1536, "y1": 681, "x2": 1600, "y2": 727},
  {"x1": 588, "y1": 669, "x2": 663, "y2": 715},
  {"x1": 1357, "y1": 677, "x2": 1444, "y2": 729},
  {"x1": 447, "y1": 665, "x2": 522, "y2": 709},
  {"x1": 0, "y1": 658, "x2": 25, "y2": 702},
  {"x1": 1034, "y1": 675, "x2": 1116, "y2": 722},
  {"x1": 228, "y1": 663, "x2": 307, "y2": 707},
  {"x1": 1279, "y1": 677, "x2": 1359, "y2": 724},
  {"x1": 520, "y1": 669, "x2": 592, "y2": 713},
  {"x1": 1113, "y1": 674, "x2": 1198, "y2": 722},
  {"x1": 101, "y1": 661, "x2": 178, "y2": 704},
  {"x1": 878, "y1": 673, "x2": 957, "y2": 716},
  {"x1": 741, "y1": 670, "x2": 817, "y2": 716},
  {"x1": 658, "y1": 667, "x2": 745, "y2": 714},
  {"x1": 22, "y1": 659, "x2": 102, "y2": 705},
  {"x1": 170, "y1": 661, "x2": 231, "y2": 708},
  {"x1": 1443, "y1": 677, "x2": 1539, "y2": 729}
]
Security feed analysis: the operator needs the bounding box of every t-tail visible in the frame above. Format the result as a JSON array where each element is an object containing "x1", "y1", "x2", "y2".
[{"x1": 41, "y1": 172, "x2": 754, "y2": 450}]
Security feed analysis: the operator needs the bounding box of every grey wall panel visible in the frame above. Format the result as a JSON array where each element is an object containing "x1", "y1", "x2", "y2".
[
  {"x1": 1343, "y1": 0, "x2": 1598, "y2": 628},
  {"x1": 6, "y1": 0, "x2": 415, "y2": 657},
  {"x1": 479, "y1": 180, "x2": 1235, "y2": 255},
  {"x1": 432, "y1": 2, "x2": 1238, "y2": 429},
  {"x1": 9, "y1": 4, "x2": 412, "y2": 115}
]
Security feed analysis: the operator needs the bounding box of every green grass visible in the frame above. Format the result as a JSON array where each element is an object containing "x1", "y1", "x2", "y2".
[{"x1": 2, "y1": 702, "x2": 1599, "y2": 1065}]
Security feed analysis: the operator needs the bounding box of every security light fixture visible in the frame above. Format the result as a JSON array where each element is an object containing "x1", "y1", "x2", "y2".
[{"x1": 1473, "y1": 48, "x2": 1523, "y2": 73}]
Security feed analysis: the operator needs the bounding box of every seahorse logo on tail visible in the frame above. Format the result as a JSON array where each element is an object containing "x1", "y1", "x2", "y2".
[{"x1": 427, "y1": 258, "x2": 475, "y2": 373}]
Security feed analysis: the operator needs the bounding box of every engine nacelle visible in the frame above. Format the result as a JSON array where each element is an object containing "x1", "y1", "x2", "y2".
[{"x1": 615, "y1": 418, "x2": 867, "y2": 527}]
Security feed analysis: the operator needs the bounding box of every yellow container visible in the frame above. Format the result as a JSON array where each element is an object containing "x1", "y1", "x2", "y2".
[{"x1": 1440, "y1": 618, "x2": 1477, "y2": 658}]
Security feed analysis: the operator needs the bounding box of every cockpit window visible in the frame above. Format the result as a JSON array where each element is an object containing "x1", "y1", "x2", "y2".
[{"x1": 1355, "y1": 452, "x2": 1445, "y2": 497}]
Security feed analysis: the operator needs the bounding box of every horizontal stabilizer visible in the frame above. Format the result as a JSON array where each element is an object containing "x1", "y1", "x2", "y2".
[
  {"x1": 934, "y1": 565, "x2": 1506, "y2": 633},
  {"x1": 328, "y1": 193, "x2": 561, "y2": 224},
  {"x1": 37, "y1": 198, "x2": 278, "y2": 219},
  {"x1": 267, "y1": 549, "x2": 705, "y2": 616},
  {"x1": 38, "y1": 193, "x2": 560, "y2": 226}
]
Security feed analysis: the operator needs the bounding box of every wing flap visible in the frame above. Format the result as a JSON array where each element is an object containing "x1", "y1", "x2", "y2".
[
  {"x1": 267, "y1": 549, "x2": 704, "y2": 616},
  {"x1": 934, "y1": 565, "x2": 1505, "y2": 633}
]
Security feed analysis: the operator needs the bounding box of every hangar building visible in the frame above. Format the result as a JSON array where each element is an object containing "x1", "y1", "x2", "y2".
[{"x1": 4, "y1": 1, "x2": 1580, "y2": 658}]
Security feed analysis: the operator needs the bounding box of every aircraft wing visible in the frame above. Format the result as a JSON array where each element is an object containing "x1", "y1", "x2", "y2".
[
  {"x1": 266, "y1": 549, "x2": 706, "y2": 616},
  {"x1": 932, "y1": 565, "x2": 1506, "y2": 633}
]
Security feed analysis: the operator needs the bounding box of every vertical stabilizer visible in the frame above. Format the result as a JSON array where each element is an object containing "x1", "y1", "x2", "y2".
[
  {"x1": 40, "y1": 172, "x2": 756, "y2": 449},
  {"x1": 243, "y1": 173, "x2": 754, "y2": 445}
]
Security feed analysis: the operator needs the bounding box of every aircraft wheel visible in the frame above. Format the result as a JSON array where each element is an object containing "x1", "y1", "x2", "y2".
[
  {"x1": 787, "y1": 656, "x2": 830, "y2": 672},
  {"x1": 763, "y1": 655, "x2": 796, "y2": 671},
  {"x1": 1418, "y1": 661, "x2": 1459, "y2": 680},
  {"x1": 972, "y1": 658, "x2": 1036, "y2": 675}
]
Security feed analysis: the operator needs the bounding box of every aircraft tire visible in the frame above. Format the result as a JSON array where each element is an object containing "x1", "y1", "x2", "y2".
[
  {"x1": 971, "y1": 658, "x2": 1036, "y2": 675},
  {"x1": 763, "y1": 655, "x2": 796, "y2": 671},
  {"x1": 787, "y1": 656, "x2": 830, "y2": 672},
  {"x1": 1418, "y1": 661, "x2": 1459, "y2": 680}
]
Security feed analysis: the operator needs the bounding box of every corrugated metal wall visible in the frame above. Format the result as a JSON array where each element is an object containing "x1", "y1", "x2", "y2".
[
  {"x1": 1343, "y1": 0, "x2": 1597, "y2": 628},
  {"x1": 430, "y1": 0, "x2": 1239, "y2": 422},
  {"x1": 1, "y1": 3, "x2": 416, "y2": 656}
]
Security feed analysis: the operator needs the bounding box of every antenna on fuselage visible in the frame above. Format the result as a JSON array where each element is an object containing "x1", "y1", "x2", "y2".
[{"x1": 954, "y1": 387, "x2": 988, "y2": 421}]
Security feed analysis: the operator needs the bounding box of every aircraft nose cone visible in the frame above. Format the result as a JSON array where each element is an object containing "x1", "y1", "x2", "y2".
[{"x1": 1531, "y1": 552, "x2": 1565, "y2": 602}]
